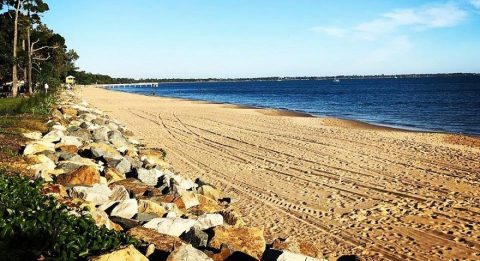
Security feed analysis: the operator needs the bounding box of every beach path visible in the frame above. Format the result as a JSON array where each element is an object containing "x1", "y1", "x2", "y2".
[{"x1": 79, "y1": 86, "x2": 480, "y2": 260}]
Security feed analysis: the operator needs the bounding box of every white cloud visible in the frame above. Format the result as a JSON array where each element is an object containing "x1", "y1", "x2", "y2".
[
  {"x1": 312, "y1": 2, "x2": 468, "y2": 40},
  {"x1": 310, "y1": 26, "x2": 348, "y2": 37},
  {"x1": 363, "y1": 35, "x2": 413, "y2": 63},
  {"x1": 471, "y1": 0, "x2": 480, "y2": 9}
]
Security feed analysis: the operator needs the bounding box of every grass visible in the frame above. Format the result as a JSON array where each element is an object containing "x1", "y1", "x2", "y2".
[{"x1": 0, "y1": 92, "x2": 56, "y2": 116}]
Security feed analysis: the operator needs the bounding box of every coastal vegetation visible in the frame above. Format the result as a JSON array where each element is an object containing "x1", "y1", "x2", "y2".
[{"x1": 0, "y1": 0, "x2": 78, "y2": 96}]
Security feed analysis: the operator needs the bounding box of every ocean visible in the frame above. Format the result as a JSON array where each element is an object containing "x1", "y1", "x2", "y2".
[{"x1": 109, "y1": 76, "x2": 480, "y2": 135}]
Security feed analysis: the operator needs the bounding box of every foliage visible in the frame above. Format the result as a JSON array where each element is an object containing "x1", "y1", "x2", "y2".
[
  {"x1": 0, "y1": 174, "x2": 139, "y2": 260},
  {"x1": 0, "y1": 1, "x2": 78, "y2": 94},
  {"x1": 0, "y1": 91, "x2": 56, "y2": 115}
]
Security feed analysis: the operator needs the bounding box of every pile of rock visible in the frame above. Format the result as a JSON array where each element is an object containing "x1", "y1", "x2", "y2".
[{"x1": 22, "y1": 91, "x2": 322, "y2": 261}]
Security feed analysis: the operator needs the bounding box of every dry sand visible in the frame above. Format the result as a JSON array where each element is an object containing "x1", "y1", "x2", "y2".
[{"x1": 79, "y1": 86, "x2": 480, "y2": 260}]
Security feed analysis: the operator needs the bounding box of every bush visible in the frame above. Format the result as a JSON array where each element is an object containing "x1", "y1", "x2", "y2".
[
  {"x1": 0, "y1": 174, "x2": 138, "y2": 260},
  {"x1": 0, "y1": 92, "x2": 56, "y2": 116}
]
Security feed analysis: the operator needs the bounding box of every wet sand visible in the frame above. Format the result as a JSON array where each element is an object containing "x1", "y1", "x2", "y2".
[{"x1": 79, "y1": 86, "x2": 480, "y2": 260}]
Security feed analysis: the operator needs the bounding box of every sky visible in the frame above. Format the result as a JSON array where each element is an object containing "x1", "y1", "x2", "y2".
[{"x1": 42, "y1": 0, "x2": 480, "y2": 79}]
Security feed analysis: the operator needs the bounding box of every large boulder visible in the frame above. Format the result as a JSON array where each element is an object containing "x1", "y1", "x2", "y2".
[
  {"x1": 111, "y1": 199, "x2": 138, "y2": 219},
  {"x1": 217, "y1": 208, "x2": 245, "y2": 227},
  {"x1": 88, "y1": 142, "x2": 121, "y2": 159},
  {"x1": 127, "y1": 226, "x2": 184, "y2": 254},
  {"x1": 138, "y1": 199, "x2": 166, "y2": 217},
  {"x1": 42, "y1": 130, "x2": 64, "y2": 143},
  {"x1": 198, "y1": 185, "x2": 220, "y2": 201},
  {"x1": 270, "y1": 238, "x2": 321, "y2": 259},
  {"x1": 92, "y1": 126, "x2": 110, "y2": 142},
  {"x1": 90, "y1": 245, "x2": 148, "y2": 261},
  {"x1": 140, "y1": 149, "x2": 169, "y2": 169},
  {"x1": 22, "y1": 131, "x2": 42, "y2": 140},
  {"x1": 174, "y1": 191, "x2": 199, "y2": 210},
  {"x1": 69, "y1": 183, "x2": 112, "y2": 205},
  {"x1": 110, "y1": 178, "x2": 161, "y2": 197},
  {"x1": 56, "y1": 135, "x2": 83, "y2": 148},
  {"x1": 166, "y1": 244, "x2": 212, "y2": 261},
  {"x1": 57, "y1": 155, "x2": 99, "y2": 173},
  {"x1": 104, "y1": 167, "x2": 126, "y2": 184},
  {"x1": 208, "y1": 226, "x2": 266, "y2": 260},
  {"x1": 23, "y1": 141, "x2": 55, "y2": 155},
  {"x1": 56, "y1": 165, "x2": 100, "y2": 187},
  {"x1": 136, "y1": 168, "x2": 162, "y2": 186},
  {"x1": 195, "y1": 214, "x2": 223, "y2": 230},
  {"x1": 60, "y1": 107, "x2": 78, "y2": 118},
  {"x1": 180, "y1": 226, "x2": 209, "y2": 248},
  {"x1": 107, "y1": 157, "x2": 132, "y2": 175},
  {"x1": 143, "y1": 218, "x2": 197, "y2": 237},
  {"x1": 110, "y1": 185, "x2": 130, "y2": 201}
]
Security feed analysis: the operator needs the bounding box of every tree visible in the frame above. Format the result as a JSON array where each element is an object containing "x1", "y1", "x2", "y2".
[{"x1": 2, "y1": 0, "x2": 49, "y2": 96}]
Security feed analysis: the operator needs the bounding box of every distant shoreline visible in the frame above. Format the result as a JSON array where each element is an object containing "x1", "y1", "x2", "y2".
[{"x1": 93, "y1": 72, "x2": 480, "y2": 85}]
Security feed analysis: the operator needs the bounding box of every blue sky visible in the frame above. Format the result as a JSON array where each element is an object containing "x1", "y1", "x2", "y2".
[{"x1": 42, "y1": 0, "x2": 480, "y2": 78}]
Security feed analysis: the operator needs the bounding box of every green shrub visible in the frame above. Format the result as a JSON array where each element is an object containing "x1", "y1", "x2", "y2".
[
  {"x1": 0, "y1": 174, "x2": 139, "y2": 260},
  {"x1": 0, "y1": 92, "x2": 56, "y2": 116}
]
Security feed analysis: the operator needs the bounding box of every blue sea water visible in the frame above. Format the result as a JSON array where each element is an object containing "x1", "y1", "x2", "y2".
[{"x1": 110, "y1": 76, "x2": 480, "y2": 135}]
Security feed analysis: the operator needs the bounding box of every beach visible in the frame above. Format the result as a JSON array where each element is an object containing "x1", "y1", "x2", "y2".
[{"x1": 79, "y1": 86, "x2": 480, "y2": 260}]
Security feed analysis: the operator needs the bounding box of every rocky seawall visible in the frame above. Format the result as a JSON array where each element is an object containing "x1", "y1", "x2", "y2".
[{"x1": 20, "y1": 90, "x2": 330, "y2": 261}]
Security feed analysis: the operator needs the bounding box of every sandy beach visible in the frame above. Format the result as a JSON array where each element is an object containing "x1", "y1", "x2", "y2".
[{"x1": 79, "y1": 86, "x2": 480, "y2": 260}]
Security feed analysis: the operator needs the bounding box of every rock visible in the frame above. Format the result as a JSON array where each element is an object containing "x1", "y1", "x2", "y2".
[
  {"x1": 194, "y1": 195, "x2": 223, "y2": 213},
  {"x1": 69, "y1": 128, "x2": 92, "y2": 142},
  {"x1": 57, "y1": 155, "x2": 98, "y2": 173},
  {"x1": 110, "y1": 185, "x2": 130, "y2": 201},
  {"x1": 41, "y1": 183, "x2": 68, "y2": 199},
  {"x1": 174, "y1": 191, "x2": 199, "y2": 210},
  {"x1": 208, "y1": 226, "x2": 266, "y2": 260},
  {"x1": 108, "y1": 130, "x2": 128, "y2": 148},
  {"x1": 138, "y1": 199, "x2": 166, "y2": 217},
  {"x1": 111, "y1": 199, "x2": 138, "y2": 219},
  {"x1": 69, "y1": 183, "x2": 112, "y2": 205},
  {"x1": 198, "y1": 185, "x2": 220, "y2": 201},
  {"x1": 110, "y1": 216, "x2": 140, "y2": 230},
  {"x1": 107, "y1": 157, "x2": 132, "y2": 174},
  {"x1": 217, "y1": 208, "x2": 245, "y2": 227},
  {"x1": 22, "y1": 131, "x2": 42, "y2": 140},
  {"x1": 137, "y1": 213, "x2": 161, "y2": 222},
  {"x1": 166, "y1": 244, "x2": 212, "y2": 261},
  {"x1": 110, "y1": 178, "x2": 161, "y2": 197},
  {"x1": 140, "y1": 149, "x2": 169, "y2": 169},
  {"x1": 56, "y1": 165, "x2": 100, "y2": 187},
  {"x1": 56, "y1": 135, "x2": 83, "y2": 148},
  {"x1": 128, "y1": 226, "x2": 184, "y2": 254},
  {"x1": 90, "y1": 245, "x2": 148, "y2": 261},
  {"x1": 50, "y1": 124, "x2": 66, "y2": 131},
  {"x1": 137, "y1": 168, "x2": 162, "y2": 186},
  {"x1": 92, "y1": 126, "x2": 110, "y2": 142},
  {"x1": 275, "y1": 251, "x2": 324, "y2": 261},
  {"x1": 144, "y1": 218, "x2": 197, "y2": 237},
  {"x1": 61, "y1": 107, "x2": 77, "y2": 118},
  {"x1": 57, "y1": 144, "x2": 79, "y2": 154},
  {"x1": 195, "y1": 214, "x2": 223, "y2": 230},
  {"x1": 104, "y1": 167, "x2": 126, "y2": 184},
  {"x1": 42, "y1": 130, "x2": 64, "y2": 143},
  {"x1": 92, "y1": 209, "x2": 123, "y2": 231},
  {"x1": 89, "y1": 142, "x2": 121, "y2": 159},
  {"x1": 270, "y1": 238, "x2": 321, "y2": 259},
  {"x1": 23, "y1": 141, "x2": 55, "y2": 155},
  {"x1": 180, "y1": 226, "x2": 209, "y2": 248}
]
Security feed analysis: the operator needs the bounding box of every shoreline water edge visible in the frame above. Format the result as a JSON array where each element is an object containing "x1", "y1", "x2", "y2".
[{"x1": 104, "y1": 86, "x2": 479, "y2": 137}]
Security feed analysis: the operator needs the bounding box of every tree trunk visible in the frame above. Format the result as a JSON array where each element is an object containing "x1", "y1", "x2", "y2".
[
  {"x1": 27, "y1": 27, "x2": 33, "y2": 94},
  {"x1": 11, "y1": 0, "x2": 21, "y2": 97}
]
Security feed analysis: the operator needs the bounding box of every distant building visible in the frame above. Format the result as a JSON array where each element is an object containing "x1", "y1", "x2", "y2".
[{"x1": 66, "y1": 76, "x2": 75, "y2": 85}]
